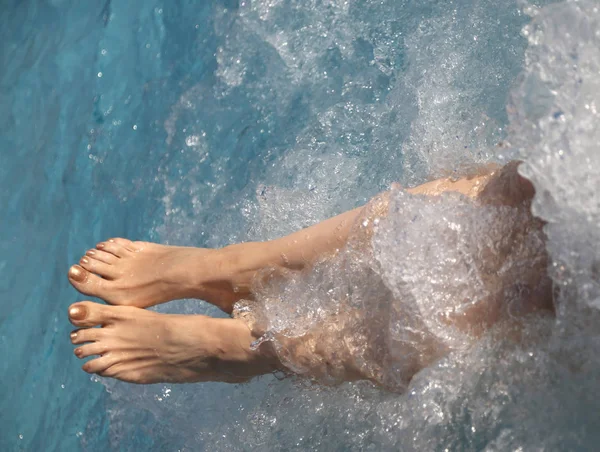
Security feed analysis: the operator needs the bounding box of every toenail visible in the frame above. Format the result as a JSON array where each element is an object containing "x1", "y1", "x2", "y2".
[
  {"x1": 70, "y1": 332, "x2": 77, "y2": 341},
  {"x1": 81, "y1": 257, "x2": 89, "y2": 265},
  {"x1": 86, "y1": 250, "x2": 95, "y2": 256},
  {"x1": 68, "y1": 265, "x2": 86, "y2": 282},
  {"x1": 108, "y1": 239, "x2": 115, "y2": 243},
  {"x1": 74, "y1": 348, "x2": 82, "y2": 357},
  {"x1": 69, "y1": 305, "x2": 87, "y2": 320},
  {"x1": 97, "y1": 243, "x2": 105, "y2": 249}
]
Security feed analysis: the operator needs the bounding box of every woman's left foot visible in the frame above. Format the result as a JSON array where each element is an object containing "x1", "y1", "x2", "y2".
[{"x1": 68, "y1": 301, "x2": 279, "y2": 384}]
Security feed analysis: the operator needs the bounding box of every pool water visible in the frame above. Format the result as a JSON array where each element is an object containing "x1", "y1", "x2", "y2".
[{"x1": 3, "y1": 0, "x2": 600, "y2": 450}]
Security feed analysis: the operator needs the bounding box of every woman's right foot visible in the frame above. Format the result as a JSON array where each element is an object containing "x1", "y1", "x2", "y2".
[{"x1": 68, "y1": 238, "x2": 241, "y2": 312}]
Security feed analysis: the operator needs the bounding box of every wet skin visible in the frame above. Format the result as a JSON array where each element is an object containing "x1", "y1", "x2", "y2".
[
  {"x1": 68, "y1": 162, "x2": 551, "y2": 385},
  {"x1": 68, "y1": 301, "x2": 279, "y2": 384},
  {"x1": 68, "y1": 239, "x2": 238, "y2": 313}
]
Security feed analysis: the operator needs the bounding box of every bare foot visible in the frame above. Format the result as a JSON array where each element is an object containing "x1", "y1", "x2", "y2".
[
  {"x1": 68, "y1": 238, "x2": 239, "y2": 312},
  {"x1": 68, "y1": 301, "x2": 280, "y2": 384}
]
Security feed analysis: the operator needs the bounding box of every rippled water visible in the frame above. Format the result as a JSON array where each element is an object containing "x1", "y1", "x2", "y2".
[{"x1": 3, "y1": 0, "x2": 600, "y2": 450}]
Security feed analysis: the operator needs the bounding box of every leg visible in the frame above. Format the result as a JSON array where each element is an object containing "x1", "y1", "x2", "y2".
[
  {"x1": 235, "y1": 162, "x2": 552, "y2": 389},
  {"x1": 68, "y1": 162, "x2": 550, "y2": 386},
  {"x1": 67, "y1": 210, "x2": 363, "y2": 312},
  {"x1": 67, "y1": 171, "x2": 502, "y2": 313}
]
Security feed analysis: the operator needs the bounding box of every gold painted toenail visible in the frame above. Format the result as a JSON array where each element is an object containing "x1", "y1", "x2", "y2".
[
  {"x1": 69, "y1": 306, "x2": 86, "y2": 320},
  {"x1": 68, "y1": 265, "x2": 86, "y2": 282},
  {"x1": 70, "y1": 332, "x2": 77, "y2": 340},
  {"x1": 109, "y1": 239, "x2": 115, "y2": 243},
  {"x1": 97, "y1": 243, "x2": 105, "y2": 249},
  {"x1": 81, "y1": 257, "x2": 89, "y2": 265},
  {"x1": 86, "y1": 250, "x2": 95, "y2": 256}
]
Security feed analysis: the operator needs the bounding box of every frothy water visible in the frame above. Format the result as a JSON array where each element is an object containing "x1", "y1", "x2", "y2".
[
  {"x1": 64, "y1": 0, "x2": 600, "y2": 449},
  {"x1": 512, "y1": 0, "x2": 600, "y2": 311}
]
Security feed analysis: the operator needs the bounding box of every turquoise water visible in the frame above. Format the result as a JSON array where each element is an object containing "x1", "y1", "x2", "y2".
[{"x1": 4, "y1": 0, "x2": 600, "y2": 450}]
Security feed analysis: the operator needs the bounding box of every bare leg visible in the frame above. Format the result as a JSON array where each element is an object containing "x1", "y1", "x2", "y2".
[
  {"x1": 236, "y1": 162, "x2": 552, "y2": 389},
  {"x1": 67, "y1": 210, "x2": 363, "y2": 312},
  {"x1": 67, "y1": 171, "x2": 500, "y2": 313},
  {"x1": 67, "y1": 162, "x2": 551, "y2": 386}
]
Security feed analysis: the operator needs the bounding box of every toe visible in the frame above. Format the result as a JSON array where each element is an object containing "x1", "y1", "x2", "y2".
[
  {"x1": 74, "y1": 342, "x2": 109, "y2": 359},
  {"x1": 111, "y1": 238, "x2": 136, "y2": 250},
  {"x1": 99, "y1": 364, "x2": 146, "y2": 383},
  {"x1": 68, "y1": 301, "x2": 119, "y2": 327},
  {"x1": 85, "y1": 249, "x2": 118, "y2": 264},
  {"x1": 79, "y1": 256, "x2": 119, "y2": 279},
  {"x1": 71, "y1": 327, "x2": 103, "y2": 344},
  {"x1": 68, "y1": 264, "x2": 88, "y2": 283},
  {"x1": 96, "y1": 240, "x2": 130, "y2": 258},
  {"x1": 82, "y1": 354, "x2": 118, "y2": 374},
  {"x1": 68, "y1": 265, "x2": 109, "y2": 297}
]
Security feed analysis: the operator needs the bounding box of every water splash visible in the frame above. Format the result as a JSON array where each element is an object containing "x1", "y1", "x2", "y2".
[{"x1": 98, "y1": 0, "x2": 600, "y2": 450}]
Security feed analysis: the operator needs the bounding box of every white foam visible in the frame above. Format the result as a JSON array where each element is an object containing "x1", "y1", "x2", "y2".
[{"x1": 102, "y1": 0, "x2": 600, "y2": 449}]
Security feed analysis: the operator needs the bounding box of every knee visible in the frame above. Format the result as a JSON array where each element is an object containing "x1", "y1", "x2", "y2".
[{"x1": 478, "y1": 160, "x2": 536, "y2": 207}]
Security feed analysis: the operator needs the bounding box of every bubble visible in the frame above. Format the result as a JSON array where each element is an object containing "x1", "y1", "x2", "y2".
[
  {"x1": 185, "y1": 135, "x2": 200, "y2": 147},
  {"x1": 103, "y1": 0, "x2": 600, "y2": 450}
]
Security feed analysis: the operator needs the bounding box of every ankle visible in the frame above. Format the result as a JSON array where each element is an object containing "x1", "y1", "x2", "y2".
[
  {"x1": 212, "y1": 318, "x2": 282, "y2": 377},
  {"x1": 173, "y1": 242, "x2": 275, "y2": 313},
  {"x1": 222, "y1": 241, "x2": 278, "y2": 290}
]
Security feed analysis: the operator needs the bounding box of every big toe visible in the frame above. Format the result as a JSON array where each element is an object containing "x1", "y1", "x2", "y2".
[
  {"x1": 68, "y1": 265, "x2": 109, "y2": 298},
  {"x1": 68, "y1": 301, "x2": 117, "y2": 327}
]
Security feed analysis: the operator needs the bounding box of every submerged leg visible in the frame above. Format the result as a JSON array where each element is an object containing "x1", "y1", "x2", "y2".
[
  {"x1": 68, "y1": 162, "x2": 551, "y2": 387},
  {"x1": 235, "y1": 162, "x2": 553, "y2": 390}
]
